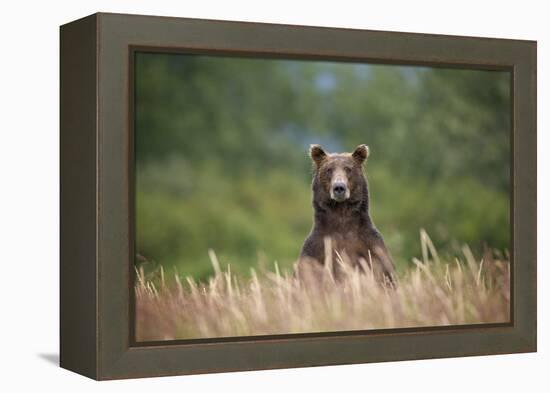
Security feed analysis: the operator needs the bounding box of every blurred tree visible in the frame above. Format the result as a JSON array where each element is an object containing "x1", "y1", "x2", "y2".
[{"x1": 135, "y1": 53, "x2": 510, "y2": 280}]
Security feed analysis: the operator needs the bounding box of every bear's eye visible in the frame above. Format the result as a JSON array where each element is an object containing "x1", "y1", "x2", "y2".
[
  {"x1": 344, "y1": 166, "x2": 352, "y2": 174},
  {"x1": 325, "y1": 168, "x2": 333, "y2": 176}
]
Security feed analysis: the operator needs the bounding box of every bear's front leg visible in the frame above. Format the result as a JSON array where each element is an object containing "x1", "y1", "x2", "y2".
[
  {"x1": 296, "y1": 232, "x2": 331, "y2": 283},
  {"x1": 361, "y1": 230, "x2": 397, "y2": 286},
  {"x1": 299, "y1": 232, "x2": 325, "y2": 265}
]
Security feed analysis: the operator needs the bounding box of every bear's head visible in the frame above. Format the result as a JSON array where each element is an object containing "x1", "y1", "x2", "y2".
[{"x1": 309, "y1": 144, "x2": 369, "y2": 204}]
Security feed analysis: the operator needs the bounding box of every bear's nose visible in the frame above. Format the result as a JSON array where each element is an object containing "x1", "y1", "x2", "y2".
[{"x1": 333, "y1": 183, "x2": 347, "y2": 196}]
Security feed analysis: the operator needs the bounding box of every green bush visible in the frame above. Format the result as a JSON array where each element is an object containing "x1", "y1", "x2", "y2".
[{"x1": 134, "y1": 53, "x2": 510, "y2": 280}]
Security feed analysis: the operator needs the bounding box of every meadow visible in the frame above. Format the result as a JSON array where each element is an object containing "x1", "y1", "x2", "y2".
[{"x1": 135, "y1": 232, "x2": 510, "y2": 341}]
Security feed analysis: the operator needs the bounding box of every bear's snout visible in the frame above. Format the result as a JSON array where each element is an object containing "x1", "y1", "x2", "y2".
[{"x1": 331, "y1": 181, "x2": 349, "y2": 202}]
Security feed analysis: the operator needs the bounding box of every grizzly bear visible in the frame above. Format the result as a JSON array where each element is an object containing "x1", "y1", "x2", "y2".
[{"x1": 297, "y1": 144, "x2": 396, "y2": 285}]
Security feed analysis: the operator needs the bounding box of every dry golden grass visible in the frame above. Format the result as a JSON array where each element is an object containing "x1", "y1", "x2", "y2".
[{"x1": 135, "y1": 231, "x2": 510, "y2": 341}]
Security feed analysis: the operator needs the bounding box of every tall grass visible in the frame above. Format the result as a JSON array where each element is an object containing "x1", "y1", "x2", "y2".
[{"x1": 135, "y1": 231, "x2": 510, "y2": 341}]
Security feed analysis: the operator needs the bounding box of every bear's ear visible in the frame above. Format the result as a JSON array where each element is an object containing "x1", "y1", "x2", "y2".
[
  {"x1": 309, "y1": 144, "x2": 327, "y2": 166},
  {"x1": 352, "y1": 144, "x2": 369, "y2": 164}
]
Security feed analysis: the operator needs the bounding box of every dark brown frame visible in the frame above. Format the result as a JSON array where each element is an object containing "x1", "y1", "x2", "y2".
[{"x1": 60, "y1": 12, "x2": 537, "y2": 380}]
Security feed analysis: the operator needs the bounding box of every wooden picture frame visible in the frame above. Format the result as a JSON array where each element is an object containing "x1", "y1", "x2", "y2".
[{"x1": 60, "y1": 12, "x2": 536, "y2": 380}]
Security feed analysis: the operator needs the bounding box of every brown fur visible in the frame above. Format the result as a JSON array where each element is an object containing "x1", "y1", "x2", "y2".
[{"x1": 297, "y1": 144, "x2": 396, "y2": 285}]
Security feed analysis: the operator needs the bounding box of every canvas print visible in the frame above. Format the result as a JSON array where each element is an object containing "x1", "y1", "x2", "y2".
[{"x1": 133, "y1": 52, "x2": 511, "y2": 342}]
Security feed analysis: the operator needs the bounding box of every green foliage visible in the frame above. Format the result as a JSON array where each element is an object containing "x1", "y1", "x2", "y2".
[
  {"x1": 136, "y1": 158, "x2": 312, "y2": 278},
  {"x1": 135, "y1": 53, "x2": 510, "y2": 280}
]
